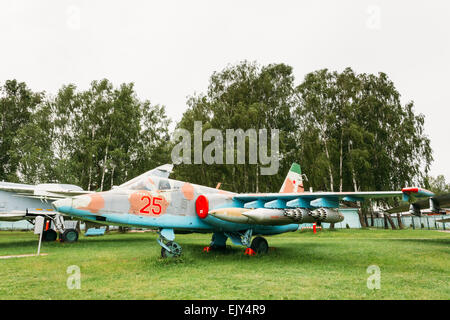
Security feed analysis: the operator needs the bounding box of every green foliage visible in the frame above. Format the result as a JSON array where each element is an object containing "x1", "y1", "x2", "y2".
[
  {"x1": 11, "y1": 102, "x2": 55, "y2": 184},
  {"x1": 0, "y1": 64, "x2": 437, "y2": 195},
  {"x1": 174, "y1": 63, "x2": 433, "y2": 195},
  {"x1": 295, "y1": 68, "x2": 433, "y2": 199},
  {"x1": 173, "y1": 61, "x2": 297, "y2": 192},
  {"x1": 425, "y1": 175, "x2": 450, "y2": 195},
  {"x1": 0, "y1": 80, "x2": 43, "y2": 182},
  {"x1": 0, "y1": 79, "x2": 171, "y2": 189},
  {"x1": 51, "y1": 79, "x2": 171, "y2": 190}
]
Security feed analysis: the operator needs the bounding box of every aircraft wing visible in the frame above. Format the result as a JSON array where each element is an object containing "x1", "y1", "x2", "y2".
[
  {"x1": 386, "y1": 192, "x2": 450, "y2": 214},
  {"x1": 0, "y1": 210, "x2": 59, "y2": 220},
  {"x1": 0, "y1": 182, "x2": 35, "y2": 194},
  {"x1": 233, "y1": 188, "x2": 434, "y2": 208},
  {"x1": 0, "y1": 182, "x2": 91, "y2": 200}
]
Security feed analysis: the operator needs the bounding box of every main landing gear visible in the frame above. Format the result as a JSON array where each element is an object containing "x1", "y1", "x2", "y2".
[
  {"x1": 238, "y1": 230, "x2": 269, "y2": 256},
  {"x1": 203, "y1": 232, "x2": 228, "y2": 253},
  {"x1": 203, "y1": 231, "x2": 269, "y2": 256},
  {"x1": 249, "y1": 236, "x2": 269, "y2": 255},
  {"x1": 39, "y1": 214, "x2": 79, "y2": 243},
  {"x1": 157, "y1": 229, "x2": 270, "y2": 259},
  {"x1": 60, "y1": 228, "x2": 79, "y2": 243}
]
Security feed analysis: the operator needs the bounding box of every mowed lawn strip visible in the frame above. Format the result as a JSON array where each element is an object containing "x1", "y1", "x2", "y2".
[{"x1": 0, "y1": 229, "x2": 448, "y2": 299}]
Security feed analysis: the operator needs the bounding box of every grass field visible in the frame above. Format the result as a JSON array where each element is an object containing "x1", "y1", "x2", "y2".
[{"x1": 0, "y1": 228, "x2": 449, "y2": 300}]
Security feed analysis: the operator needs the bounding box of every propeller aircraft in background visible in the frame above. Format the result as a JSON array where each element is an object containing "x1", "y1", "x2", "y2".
[{"x1": 0, "y1": 182, "x2": 90, "y2": 242}]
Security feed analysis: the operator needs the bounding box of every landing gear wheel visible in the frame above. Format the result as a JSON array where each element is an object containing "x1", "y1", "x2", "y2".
[
  {"x1": 250, "y1": 236, "x2": 269, "y2": 255},
  {"x1": 161, "y1": 241, "x2": 182, "y2": 258},
  {"x1": 61, "y1": 229, "x2": 79, "y2": 243},
  {"x1": 42, "y1": 229, "x2": 57, "y2": 242}
]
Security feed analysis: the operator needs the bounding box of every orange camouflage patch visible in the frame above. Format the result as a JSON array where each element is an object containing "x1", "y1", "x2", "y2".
[
  {"x1": 282, "y1": 178, "x2": 294, "y2": 193},
  {"x1": 156, "y1": 191, "x2": 170, "y2": 214},
  {"x1": 129, "y1": 190, "x2": 151, "y2": 214},
  {"x1": 299, "y1": 184, "x2": 305, "y2": 193},
  {"x1": 128, "y1": 190, "x2": 168, "y2": 215},
  {"x1": 78, "y1": 194, "x2": 105, "y2": 214},
  {"x1": 181, "y1": 183, "x2": 195, "y2": 200}
]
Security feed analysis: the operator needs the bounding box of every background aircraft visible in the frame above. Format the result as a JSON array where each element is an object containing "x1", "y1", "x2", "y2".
[
  {"x1": 53, "y1": 163, "x2": 434, "y2": 257},
  {"x1": 0, "y1": 182, "x2": 90, "y2": 241}
]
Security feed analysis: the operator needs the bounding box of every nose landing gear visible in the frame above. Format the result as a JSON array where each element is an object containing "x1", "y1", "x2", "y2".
[
  {"x1": 160, "y1": 241, "x2": 182, "y2": 258},
  {"x1": 157, "y1": 228, "x2": 182, "y2": 258}
]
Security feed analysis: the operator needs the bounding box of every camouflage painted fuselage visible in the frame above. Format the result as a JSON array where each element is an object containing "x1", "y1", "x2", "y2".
[{"x1": 54, "y1": 175, "x2": 299, "y2": 235}]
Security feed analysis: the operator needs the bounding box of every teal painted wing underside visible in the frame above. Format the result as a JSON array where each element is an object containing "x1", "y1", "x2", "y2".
[
  {"x1": 233, "y1": 189, "x2": 434, "y2": 209},
  {"x1": 234, "y1": 191, "x2": 404, "y2": 202}
]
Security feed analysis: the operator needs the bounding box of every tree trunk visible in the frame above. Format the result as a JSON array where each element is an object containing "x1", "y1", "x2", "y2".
[
  {"x1": 255, "y1": 163, "x2": 259, "y2": 193},
  {"x1": 323, "y1": 139, "x2": 334, "y2": 191},
  {"x1": 358, "y1": 207, "x2": 367, "y2": 228},
  {"x1": 364, "y1": 213, "x2": 369, "y2": 228},
  {"x1": 100, "y1": 130, "x2": 112, "y2": 192},
  {"x1": 386, "y1": 214, "x2": 397, "y2": 230},
  {"x1": 87, "y1": 165, "x2": 92, "y2": 191},
  {"x1": 100, "y1": 147, "x2": 108, "y2": 192},
  {"x1": 348, "y1": 140, "x2": 358, "y2": 191},
  {"x1": 396, "y1": 213, "x2": 404, "y2": 229},
  {"x1": 110, "y1": 165, "x2": 115, "y2": 190}
]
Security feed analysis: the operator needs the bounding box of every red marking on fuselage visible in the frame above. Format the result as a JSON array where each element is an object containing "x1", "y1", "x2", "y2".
[{"x1": 129, "y1": 190, "x2": 168, "y2": 215}]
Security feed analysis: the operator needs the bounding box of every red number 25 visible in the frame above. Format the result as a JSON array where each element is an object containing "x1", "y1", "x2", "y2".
[{"x1": 140, "y1": 196, "x2": 163, "y2": 215}]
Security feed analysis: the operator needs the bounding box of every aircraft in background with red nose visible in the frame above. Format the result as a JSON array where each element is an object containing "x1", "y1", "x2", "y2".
[{"x1": 53, "y1": 163, "x2": 434, "y2": 258}]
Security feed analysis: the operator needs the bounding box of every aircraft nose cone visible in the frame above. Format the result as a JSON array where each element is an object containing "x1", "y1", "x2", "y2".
[{"x1": 52, "y1": 198, "x2": 72, "y2": 212}]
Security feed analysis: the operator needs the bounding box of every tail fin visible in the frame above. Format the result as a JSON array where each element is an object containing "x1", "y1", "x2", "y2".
[{"x1": 280, "y1": 163, "x2": 304, "y2": 193}]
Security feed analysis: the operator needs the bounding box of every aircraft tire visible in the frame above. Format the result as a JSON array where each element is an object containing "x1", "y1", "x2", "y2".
[
  {"x1": 43, "y1": 229, "x2": 57, "y2": 242},
  {"x1": 61, "y1": 229, "x2": 79, "y2": 243},
  {"x1": 161, "y1": 241, "x2": 182, "y2": 258},
  {"x1": 250, "y1": 236, "x2": 269, "y2": 255}
]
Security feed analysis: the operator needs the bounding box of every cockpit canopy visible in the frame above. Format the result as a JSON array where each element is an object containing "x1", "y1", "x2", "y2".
[{"x1": 118, "y1": 164, "x2": 173, "y2": 191}]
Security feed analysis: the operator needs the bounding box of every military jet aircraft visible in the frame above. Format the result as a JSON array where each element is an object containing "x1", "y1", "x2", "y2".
[
  {"x1": 0, "y1": 181, "x2": 90, "y2": 242},
  {"x1": 53, "y1": 163, "x2": 434, "y2": 257}
]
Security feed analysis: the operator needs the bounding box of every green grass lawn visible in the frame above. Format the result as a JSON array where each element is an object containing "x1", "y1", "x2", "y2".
[{"x1": 0, "y1": 228, "x2": 448, "y2": 300}]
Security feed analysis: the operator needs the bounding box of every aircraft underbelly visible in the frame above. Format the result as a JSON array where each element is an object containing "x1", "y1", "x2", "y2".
[{"x1": 126, "y1": 213, "x2": 213, "y2": 231}]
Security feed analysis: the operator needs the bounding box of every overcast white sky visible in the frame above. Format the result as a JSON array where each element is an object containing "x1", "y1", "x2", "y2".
[{"x1": 1, "y1": 0, "x2": 449, "y2": 181}]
